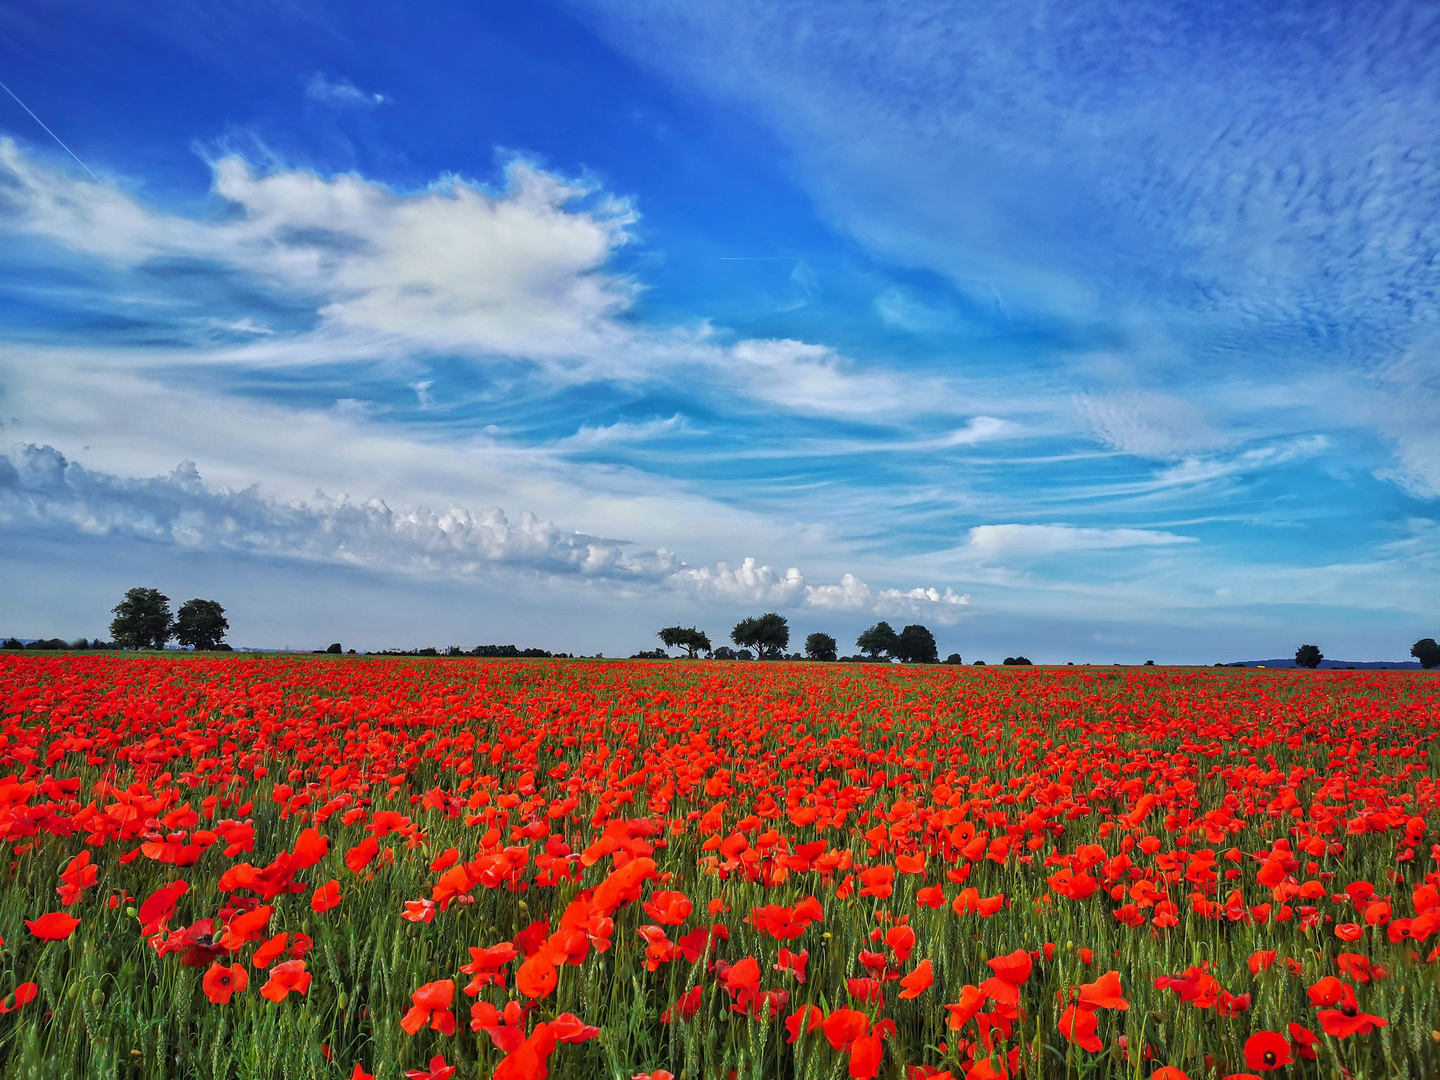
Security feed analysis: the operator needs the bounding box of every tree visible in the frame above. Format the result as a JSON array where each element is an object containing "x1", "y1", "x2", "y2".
[
  {"x1": 943, "y1": 653, "x2": 963, "y2": 665},
  {"x1": 731, "y1": 613, "x2": 789, "y2": 659},
  {"x1": 804, "y1": 632, "x2": 838, "y2": 662},
  {"x1": 658, "y1": 626, "x2": 712, "y2": 659},
  {"x1": 1411, "y1": 638, "x2": 1440, "y2": 670},
  {"x1": 110, "y1": 588, "x2": 173, "y2": 650},
  {"x1": 174, "y1": 598, "x2": 229, "y2": 650},
  {"x1": 1002, "y1": 656, "x2": 1033, "y2": 666},
  {"x1": 1294, "y1": 644, "x2": 1323, "y2": 669},
  {"x1": 894, "y1": 624, "x2": 938, "y2": 664},
  {"x1": 856, "y1": 621, "x2": 898, "y2": 660}
]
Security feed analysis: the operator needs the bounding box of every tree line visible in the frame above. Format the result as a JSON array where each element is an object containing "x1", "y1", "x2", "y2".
[{"x1": 655, "y1": 616, "x2": 958, "y2": 663}]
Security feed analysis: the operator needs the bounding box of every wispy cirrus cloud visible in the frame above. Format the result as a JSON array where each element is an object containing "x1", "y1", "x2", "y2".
[{"x1": 304, "y1": 73, "x2": 389, "y2": 109}]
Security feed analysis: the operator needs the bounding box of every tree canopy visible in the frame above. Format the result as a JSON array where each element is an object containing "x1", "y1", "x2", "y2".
[
  {"x1": 109, "y1": 587, "x2": 173, "y2": 650},
  {"x1": 1412, "y1": 638, "x2": 1440, "y2": 670},
  {"x1": 174, "y1": 598, "x2": 229, "y2": 651},
  {"x1": 1294, "y1": 643, "x2": 1324, "y2": 669},
  {"x1": 731, "y1": 613, "x2": 789, "y2": 659},
  {"x1": 804, "y1": 632, "x2": 838, "y2": 662},
  {"x1": 855, "y1": 621, "x2": 898, "y2": 660},
  {"x1": 658, "y1": 626, "x2": 712, "y2": 659},
  {"x1": 894, "y1": 624, "x2": 938, "y2": 664}
]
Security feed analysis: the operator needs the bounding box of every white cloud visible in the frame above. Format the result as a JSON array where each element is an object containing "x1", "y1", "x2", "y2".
[
  {"x1": 1, "y1": 444, "x2": 970, "y2": 615},
  {"x1": 556, "y1": 414, "x2": 689, "y2": 449},
  {"x1": 871, "y1": 586, "x2": 970, "y2": 617},
  {"x1": 965, "y1": 523, "x2": 1198, "y2": 560},
  {"x1": 802, "y1": 571, "x2": 970, "y2": 619},
  {"x1": 0, "y1": 140, "x2": 637, "y2": 360},
  {"x1": 1074, "y1": 391, "x2": 1230, "y2": 459},
  {"x1": 669, "y1": 556, "x2": 806, "y2": 604},
  {"x1": 0, "y1": 443, "x2": 672, "y2": 582},
  {"x1": 0, "y1": 139, "x2": 969, "y2": 423},
  {"x1": 304, "y1": 73, "x2": 388, "y2": 108},
  {"x1": 873, "y1": 287, "x2": 955, "y2": 333}
]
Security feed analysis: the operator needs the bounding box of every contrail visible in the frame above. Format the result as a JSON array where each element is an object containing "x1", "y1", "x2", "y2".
[{"x1": 0, "y1": 77, "x2": 101, "y2": 182}]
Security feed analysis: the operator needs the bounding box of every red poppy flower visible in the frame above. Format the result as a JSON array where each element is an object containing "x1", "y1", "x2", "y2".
[
  {"x1": 259, "y1": 959, "x2": 311, "y2": 1002},
  {"x1": 0, "y1": 983, "x2": 37, "y2": 1015},
  {"x1": 1077, "y1": 971, "x2": 1128, "y2": 1010},
  {"x1": 899, "y1": 958, "x2": 934, "y2": 999},
  {"x1": 401, "y1": 980, "x2": 456, "y2": 1036},
  {"x1": 1316, "y1": 1008, "x2": 1388, "y2": 1039},
  {"x1": 881, "y1": 922, "x2": 914, "y2": 959},
  {"x1": 823, "y1": 1008, "x2": 870, "y2": 1052},
  {"x1": 1288, "y1": 1023, "x2": 1319, "y2": 1060},
  {"x1": 516, "y1": 953, "x2": 558, "y2": 1000},
  {"x1": 1058, "y1": 1003, "x2": 1102, "y2": 1052},
  {"x1": 848, "y1": 1034, "x2": 884, "y2": 1079},
  {"x1": 26, "y1": 912, "x2": 80, "y2": 941},
  {"x1": 786, "y1": 1004, "x2": 823, "y2": 1043},
  {"x1": 344, "y1": 836, "x2": 379, "y2": 874},
  {"x1": 1246, "y1": 950, "x2": 1276, "y2": 974},
  {"x1": 404, "y1": 1055, "x2": 456, "y2": 1080},
  {"x1": 252, "y1": 933, "x2": 289, "y2": 969},
  {"x1": 202, "y1": 962, "x2": 249, "y2": 1005},
  {"x1": 311, "y1": 880, "x2": 342, "y2": 913},
  {"x1": 1242, "y1": 1031, "x2": 1292, "y2": 1071},
  {"x1": 551, "y1": 1013, "x2": 600, "y2": 1043},
  {"x1": 641, "y1": 890, "x2": 692, "y2": 926}
]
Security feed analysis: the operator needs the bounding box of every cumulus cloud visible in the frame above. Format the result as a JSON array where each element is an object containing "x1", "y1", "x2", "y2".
[
  {"x1": 0, "y1": 140, "x2": 965, "y2": 422},
  {"x1": 304, "y1": 73, "x2": 388, "y2": 108},
  {"x1": 0, "y1": 443, "x2": 674, "y2": 582},
  {"x1": 669, "y1": 557, "x2": 806, "y2": 604},
  {"x1": 0, "y1": 139, "x2": 637, "y2": 359},
  {"x1": 965, "y1": 523, "x2": 1197, "y2": 560},
  {"x1": 1, "y1": 444, "x2": 969, "y2": 612},
  {"x1": 803, "y1": 572, "x2": 970, "y2": 618}
]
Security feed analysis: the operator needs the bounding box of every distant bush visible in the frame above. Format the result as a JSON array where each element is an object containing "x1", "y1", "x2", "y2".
[
  {"x1": 943, "y1": 653, "x2": 963, "y2": 665},
  {"x1": 1002, "y1": 656, "x2": 1033, "y2": 666},
  {"x1": 629, "y1": 648, "x2": 668, "y2": 660}
]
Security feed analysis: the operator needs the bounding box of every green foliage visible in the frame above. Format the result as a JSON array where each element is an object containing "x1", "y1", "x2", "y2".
[
  {"x1": 109, "y1": 588, "x2": 173, "y2": 650},
  {"x1": 803, "y1": 632, "x2": 837, "y2": 662},
  {"x1": 174, "y1": 600, "x2": 229, "y2": 651},
  {"x1": 893, "y1": 624, "x2": 938, "y2": 664},
  {"x1": 730, "y1": 614, "x2": 789, "y2": 659},
  {"x1": 1411, "y1": 638, "x2": 1440, "y2": 669},
  {"x1": 658, "y1": 627, "x2": 712, "y2": 659},
  {"x1": 1294, "y1": 643, "x2": 1324, "y2": 669},
  {"x1": 854, "y1": 621, "x2": 897, "y2": 660}
]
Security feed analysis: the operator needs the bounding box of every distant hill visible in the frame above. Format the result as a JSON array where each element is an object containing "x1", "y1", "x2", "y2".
[{"x1": 1226, "y1": 659, "x2": 1424, "y2": 670}]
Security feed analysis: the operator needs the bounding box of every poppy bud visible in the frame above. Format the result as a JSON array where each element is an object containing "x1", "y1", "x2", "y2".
[{"x1": 91, "y1": 990, "x2": 105, "y2": 1006}]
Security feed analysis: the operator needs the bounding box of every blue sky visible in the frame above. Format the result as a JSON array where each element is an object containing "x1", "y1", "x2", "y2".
[{"x1": 1, "y1": 0, "x2": 1438, "y2": 660}]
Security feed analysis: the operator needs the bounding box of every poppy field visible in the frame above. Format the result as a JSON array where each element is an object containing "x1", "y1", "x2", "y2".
[{"x1": 0, "y1": 655, "x2": 1437, "y2": 1080}]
